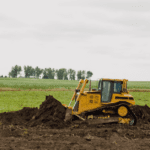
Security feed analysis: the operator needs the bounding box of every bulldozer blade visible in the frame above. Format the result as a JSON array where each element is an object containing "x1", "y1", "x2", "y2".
[
  {"x1": 74, "y1": 114, "x2": 85, "y2": 121},
  {"x1": 64, "y1": 108, "x2": 72, "y2": 122},
  {"x1": 87, "y1": 117, "x2": 119, "y2": 125}
]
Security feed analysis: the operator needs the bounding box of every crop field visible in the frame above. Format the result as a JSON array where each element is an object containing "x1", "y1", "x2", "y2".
[
  {"x1": 1, "y1": 78, "x2": 150, "y2": 90},
  {"x1": 0, "y1": 78, "x2": 93, "y2": 90},
  {"x1": 0, "y1": 78, "x2": 150, "y2": 113}
]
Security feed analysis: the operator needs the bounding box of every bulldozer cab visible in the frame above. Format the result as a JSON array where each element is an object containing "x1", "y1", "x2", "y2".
[{"x1": 99, "y1": 79, "x2": 122, "y2": 103}]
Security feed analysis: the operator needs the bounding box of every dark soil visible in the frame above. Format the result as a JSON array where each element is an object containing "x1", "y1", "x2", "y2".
[{"x1": 0, "y1": 95, "x2": 150, "y2": 150}]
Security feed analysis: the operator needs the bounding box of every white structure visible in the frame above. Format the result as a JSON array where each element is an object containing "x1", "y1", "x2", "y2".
[
  {"x1": 17, "y1": 71, "x2": 25, "y2": 78},
  {"x1": 30, "y1": 76, "x2": 36, "y2": 78},
  {"x1": 39, "y1": 76, "x2": 42, "y2": 79}
]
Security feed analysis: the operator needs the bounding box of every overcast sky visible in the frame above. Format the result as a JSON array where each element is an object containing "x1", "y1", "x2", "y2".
[{"x1": 0, "y1": 0, "x2": 150, "y2": 81}]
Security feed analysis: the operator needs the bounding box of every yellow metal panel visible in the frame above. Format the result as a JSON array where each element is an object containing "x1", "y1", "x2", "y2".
[
  {"x1": 118, "y1": 118, "x2": 130, "y2": 124},
  {"x1": 78, "y1": 94, "x2": 101, "y2": 114},
  {"x1": 78, "y1": 95, "x2": 88, "y2": 114},
  {"x1": 111, "y1": 94, "x2": 135, "y2": 105}
]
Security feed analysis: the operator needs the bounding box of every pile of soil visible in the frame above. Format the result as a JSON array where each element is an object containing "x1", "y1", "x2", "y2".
[
  {"x1": 131, "y1": 105, "x2": 150, "y2": 125},
  {"x1": 28, "y1": 95, "x2": 67, "y2": 128},
  {"x1": 0, "y1": 107, "x2": 38, "y2": 126},
  {"x1": 0, "y1": 95, "x2": 67, "y2": 128}
]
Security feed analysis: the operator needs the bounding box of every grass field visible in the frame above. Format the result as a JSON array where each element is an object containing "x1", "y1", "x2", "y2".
[
  {"x1": 0, "y1": 78, "x2": 150, "y2": 113},
  {"x1": 1, "y1": 78, "x2": 150, "y2": 90},
  {"x1": 0, "y1": 78, "x2": 94, "y2": 90},
  {"x1": 0, "y1": 90, "x2": 75, "y2": 113}
]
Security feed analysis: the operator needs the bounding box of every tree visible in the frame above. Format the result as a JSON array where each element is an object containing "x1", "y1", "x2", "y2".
[
  {"x1": 56, "y1": 68, "x2": 68, "y2": 80},
  {"x1": 47, "y1": 68, "x2": 55, "y2": 79},
  {"x1": 56, "y1": 68, "x2": 65, "y2": 80},
  {"x1": 52, "y1": 68, "x2": 56, "y2": 79},
  {"x1": 68, "y1": 69, "x2": 76, "y2": 80},
  {"x1": 31, "y1": 68, "x2": 35, "y2": 76},
  {"x1": 24, "y1": 66, "x2": 35, "y2": 78},
  {"x1": 42, "y1": 68, "x2": 48, "y2": 79},
  {"x1": 63, "y1": 69, "x2": 68, "y2": 80},
  {"x1": 86, "y1": 71, "x2": 93, "y2": 79},
  {"x1": 72, "y1": 72, "x2": 76, "y2": 80},
  {"x1": 81, "y1": 70, "x2": 86, "y2": 80},
  {"x1": 42, "y1": 68, "x2": 55, "y2": 79},
  {"x1": 9, "y1": 65, "x2": 22, "y2": 78},
  {"x1": 77, "y1": 70, "x2": 82, "y2": 80},
  {"x1": 34, "y1": 67, "x2": 43, "y2": 78},
  {"x1": 77, "y1": 70, "x2": 87, "y2": 80},
  {"x1": 0, "y1": 75, "x2": 3, "y2": 78}
]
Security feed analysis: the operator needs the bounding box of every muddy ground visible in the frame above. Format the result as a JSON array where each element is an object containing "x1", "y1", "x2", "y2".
[{"x1": 0, "y1": 95, "x2": 150, "y2": 150}]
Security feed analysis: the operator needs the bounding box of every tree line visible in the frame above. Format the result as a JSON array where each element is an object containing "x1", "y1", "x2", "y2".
[{"x1": 7, "y1": 65, "x2": 93, "y2": 80}]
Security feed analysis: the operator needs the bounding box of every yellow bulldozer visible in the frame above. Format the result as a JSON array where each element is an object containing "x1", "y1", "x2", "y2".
[{"x1": 63, "y1": 78, "x2": 137, "y2": 125}]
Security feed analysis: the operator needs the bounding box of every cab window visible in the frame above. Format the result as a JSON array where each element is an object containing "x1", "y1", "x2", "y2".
[
  {"x1": 114, "y1": 82, "x2": 122, "y2": 93},
  {"x1": 98, "y1": 81, "x2": 101, "y2": 90}
]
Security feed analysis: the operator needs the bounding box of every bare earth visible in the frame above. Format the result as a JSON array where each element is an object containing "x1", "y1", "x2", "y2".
[
  {"x1": 0, "y1": 124, "x2": 150, "y2": 150},
  {"x1": 0, "y1": 90, "x2": 150, "y2": 150}
]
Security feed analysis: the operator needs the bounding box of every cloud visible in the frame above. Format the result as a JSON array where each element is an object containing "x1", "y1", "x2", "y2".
[
  {"x1": 0, "y1": 0, "x2": 150, "y2": 81},
  {"x1": 0, "y1": 13, "x2": 29, "y2": 39},
  {"x1": 0, "y1": 13, "x2": 26, "y2": 28},
  {"x1": 64, "y1": 0, "x2": 150, "y2": 13},
  {"x1": 1, "y1": 0, "x2": 149, "y2": 41}
]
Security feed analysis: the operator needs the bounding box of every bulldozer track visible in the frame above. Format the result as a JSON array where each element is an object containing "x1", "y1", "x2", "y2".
[{"x1": 80, "y1": 102, "x2": 137, "y2": 125}]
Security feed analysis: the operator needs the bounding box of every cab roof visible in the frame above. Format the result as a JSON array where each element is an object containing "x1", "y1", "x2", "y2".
[{"x1": 99, "y1": 78, "x2": 128, "y2": 82}]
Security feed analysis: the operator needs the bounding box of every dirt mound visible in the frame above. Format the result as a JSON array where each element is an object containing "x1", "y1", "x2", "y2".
[
  {"x1": 131, "y1": 105, "x2": 150, "y2": 125},
  {"x1": 0, "y1": 107, "x2": 38, "y2": 126},
  {"x1": 0, "y1": 95, "x2": 67, "y2": 128},
  {"x1": 28, "y1": 95, "x2": 67, "y2": 128}
]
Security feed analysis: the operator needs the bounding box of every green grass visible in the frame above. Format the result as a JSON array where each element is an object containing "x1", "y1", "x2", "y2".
[
  {"x1": 0, "y1": 78, "x2": 150, "y2": 90},
  {"x1": 0, "y1": 78, "x2": 99, "y2": 90},
  {"x1": 128, "y1": 81, "x2": 150, "y2": 89},
  {"x1": 130, "y1": 92, "x2": 150, "y2": 106},
  {"x1": 0, "y1": 91, "x2": 75, "y2": 113}
]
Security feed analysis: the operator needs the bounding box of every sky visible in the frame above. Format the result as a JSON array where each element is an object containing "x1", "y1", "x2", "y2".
[{"x1": 0, "y1": 0, "x2": 150, "y2": 81}]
